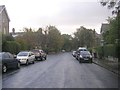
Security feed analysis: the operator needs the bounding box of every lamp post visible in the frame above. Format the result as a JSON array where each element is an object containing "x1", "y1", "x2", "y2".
[
  {"x1": 101, "y1": 39, "x2": 104, "y2": 59},
  {"x1": 115, "y1": 39, "x2": 119, "y2": 60}
]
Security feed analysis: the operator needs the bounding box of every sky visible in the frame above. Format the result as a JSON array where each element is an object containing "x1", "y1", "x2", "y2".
[{"x1": 0, "y1": 0, "x2": 112, "y2": 35}]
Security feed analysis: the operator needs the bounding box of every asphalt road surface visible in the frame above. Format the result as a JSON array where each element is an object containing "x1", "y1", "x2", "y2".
[{"x1": 2, "y1": 52, "x2": 118, "y2": 88}]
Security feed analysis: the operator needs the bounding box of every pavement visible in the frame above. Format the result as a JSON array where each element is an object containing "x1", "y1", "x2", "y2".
[{"x1": 93, "y1": 58, "x2": 119, "y2": 76}]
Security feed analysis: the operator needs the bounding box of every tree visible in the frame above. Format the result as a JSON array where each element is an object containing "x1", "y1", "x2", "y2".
[
  {"x1": 47, "y1": 25, "x2": 63, "y2": 52},
  {"x1": 100, "y1": 0, "x2": 120, "y2": 15},
  {"x1": 61, "y1": 34, "x2": 72, "y2": 51},
  {"x1": 100, "y1": 0, "x2": 120, "y2": 60},
  {"x1": 74, "y1": 26, "x2": 95, "y2": 48}
]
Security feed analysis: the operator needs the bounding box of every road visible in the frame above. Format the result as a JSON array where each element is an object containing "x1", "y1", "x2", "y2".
[{"x1": 2, "y1": 52, "x2": 118, "y2": 88}]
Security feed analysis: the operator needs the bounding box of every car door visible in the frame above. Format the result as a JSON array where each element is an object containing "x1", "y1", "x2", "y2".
[
  {"x1": 31, "y1": 52, "x2": 35, "y2": 61},
  {"x1": 3, "y1": 53, "x2": 15, "y2": 68},
  {"x1": 28, "y1": 53, "x2": 32, "y2": 62},
  {"x1": 41, "y1": 50, "x2": 44, "y2": 57},
  {"x1": 7, "y1": 53, "x2": 18, "y2": 68}
]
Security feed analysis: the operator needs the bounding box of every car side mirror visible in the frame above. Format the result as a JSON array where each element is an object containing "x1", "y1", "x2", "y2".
[{"x1": 13, "y1": 55, "x2": 17, "y2": 58}]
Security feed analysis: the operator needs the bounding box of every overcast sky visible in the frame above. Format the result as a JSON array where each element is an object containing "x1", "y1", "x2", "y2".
[{"x1": 0, "y1": 0, "x2": 112, "y2": 34}]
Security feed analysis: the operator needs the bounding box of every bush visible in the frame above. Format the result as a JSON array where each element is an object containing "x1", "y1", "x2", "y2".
[
  {"x1": 3, "y1": 41, "x2": 21, "y2": 54},
  {"x1": 104, "y1": 44, "x2": 116, "y2": 57},
  {"x1": 96, "y1": 44, "x2": 117, "y2": 58}
]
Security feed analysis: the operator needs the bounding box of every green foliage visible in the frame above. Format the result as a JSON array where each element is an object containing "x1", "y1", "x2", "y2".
[
  {"x1": 3, "y1": 41, "x2": 21, "y2": 54},
  {"x1": 2, "y1": 26, "x2": 100, "y2": 54},
  {"x1": 104, "y1": 44, "x2": 117, "y2": 57},
  {"x1": 103, "y1": 16, "x2": 119, "y2": 45},
  {"x1": 74, "y1": 26, "x2": 95, "y2": 48},
  {"x1": 2, "y1": 34, "x2": 14, "y2": 42},
  {"x1": 96, "y1": 44, "x2": 117, "y2": 58},
  {"x1": 100, "y1": 0, "x2": 120, "y2": 15},
  {"x1": 15, "y1": 38, "x2": 28, "y2": 51},
  {"x1": 61, "y1": 34, "x2": 72, "y2": 51},
  {"x1": 47, "y1": 26, "x2": 63, "y2": 52}
]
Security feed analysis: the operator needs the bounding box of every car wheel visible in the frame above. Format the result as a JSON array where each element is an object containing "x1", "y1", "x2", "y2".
[
  {"x1": 90, "y1": 60, "x2": 92, "y2": 63},
  {"x1": 16, "y1": 62, "x2": 20, "y2": 69},
  {"x1": 2, "y1": 64, "x2": 7, "y2": 73},
  {"x1": 40, "y1": 57, "x2": 43, "y2": 61},
  {"x1": 76, "y1": 56, "x2": 78, "y2": 60},
  {"x1": 79, "y1": 59, "x2": 82, "y2": 63},
  {"x1": 44, "y1": 57, "x2": 47, "y2": 60},
  {"x1": 35, "y1": 58, "x2": 38, "y2": 61},
  {"x1": 26, "y1": 60, "x2": 29, "y2": 65},
  {"x1": 32, "y1": 60, "x2": 35, "y2": 64}
]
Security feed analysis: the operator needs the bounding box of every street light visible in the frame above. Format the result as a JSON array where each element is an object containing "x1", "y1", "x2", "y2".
[
  {"x1": 101, "y1": 39, "x2": 104, "y2": 59},
  {"x1": 115, "y1": 39, "x2": 119, "y2": 60}
]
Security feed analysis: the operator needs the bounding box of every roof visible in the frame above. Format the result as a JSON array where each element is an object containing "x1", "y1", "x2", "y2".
[
  {"x1": 0, "y1": 5, "x2": 10, "y2": 21},
  {"x1": 100, "y1": 23, "x2": 109, "y2": 34}
]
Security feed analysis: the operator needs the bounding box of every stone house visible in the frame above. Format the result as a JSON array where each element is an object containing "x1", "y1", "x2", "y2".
[{"x1": 0, "y1": 5, "x2": 10, "y2": 35}]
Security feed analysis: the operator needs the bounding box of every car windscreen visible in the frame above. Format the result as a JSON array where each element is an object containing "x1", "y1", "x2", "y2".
[
  {"x1": 79, "y1": 49, "x2": 87, "y2": 51},
  {"x1": 17, "y1": 52, "x2": 28, "y2": 56},
  {"x1": 80, "y1": 51, "x2": 91, "y2": 55}
]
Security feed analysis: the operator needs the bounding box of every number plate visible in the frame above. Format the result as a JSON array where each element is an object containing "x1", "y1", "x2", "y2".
[{"x1": 84, "y1": 58, "x2": 88, "y2": 60}]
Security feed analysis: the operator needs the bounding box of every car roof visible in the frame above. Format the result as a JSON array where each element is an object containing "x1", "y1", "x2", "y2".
[
  {"x1": 0, "y1": 52, "x2": 10, "y2": 54},
  {"x1": 18, "y1": 51, "x2": 30, "y2": 53},
  {"x1": 31, "y1": 49, "x2": 43, "y2": 51}
]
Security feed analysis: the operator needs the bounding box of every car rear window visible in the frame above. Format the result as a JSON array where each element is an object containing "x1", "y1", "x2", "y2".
[
  {"x1": 80, "y1": 51, "x2": 91, "y2": 55},
  {"x1": 31, "y1": 50, "x2": 40, "y2": 54}
]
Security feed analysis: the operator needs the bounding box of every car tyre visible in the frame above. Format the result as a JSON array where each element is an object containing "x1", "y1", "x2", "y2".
[
  {"x1": 44, "y1": 57, "x2": 47, "y2": 60},
  {"x1": 79, "y1": 59, "x2": 82, "y2": 63},
  {"x1": 26, "y1": 60, "x2": 29, "y2": 65},
  {"x1": 90, "y1": 59, "x2": 92, "y2": 63},
  {"x1": 35, "y1": 58, "x2": 38, "y2": 61},
  {"x1": 32, "y1": 60, "x2": 35, "y2": 64},
  {"x1": 16, "y1": 62, "x2": 20, "y2": 69},
  {"x1": 2, "y1": 64, "x2": 7, "y2": 73},
  {"x1": 40, "y1": 57, "x2": 43, "y2": 61}
]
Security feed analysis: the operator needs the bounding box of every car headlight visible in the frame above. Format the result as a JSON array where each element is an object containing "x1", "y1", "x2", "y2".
[
  {"x1": 90, "y1": 55, "x2": 92, "y2": 58},
  {"x1": 80, "y1": 55, "x2": 83, "y2": 58}
]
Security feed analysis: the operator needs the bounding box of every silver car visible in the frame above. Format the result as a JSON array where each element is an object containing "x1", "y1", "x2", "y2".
[{"x1": 17, "y1": 51, "x2": 35, "y2": 65}]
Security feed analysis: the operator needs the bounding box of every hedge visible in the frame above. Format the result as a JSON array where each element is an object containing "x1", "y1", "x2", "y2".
[
  {"x1": 3, "y1": 41, "x2": 21, "y2": 54},
  {"x1": 96, "y1": 44, "x2": 117, "y2": 58}
]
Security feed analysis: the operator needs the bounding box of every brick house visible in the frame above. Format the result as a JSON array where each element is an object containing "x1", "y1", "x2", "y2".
[{"x1": 0, "y1": 5, "x2": 10, "y2": 35}]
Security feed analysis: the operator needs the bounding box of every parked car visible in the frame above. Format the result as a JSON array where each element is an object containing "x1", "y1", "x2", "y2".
[
  {"x1": 62, "y1": 50, "x2": 65, "y2": 52},
  {"x1": 72, "y1": 51, "x2": 77, "y2": 57},
  {"x1": 77, "y1": 51, "x2": 92, "y2": 63},
  {"x1": 16, "y1": 51, "x2": 35, "y2": 65},
  {"x1": 78, "y1": 47, "x2": 88, "y2": 51},
  {"x1": 31, "y1": 49, "x2": 47, "y2": 61},
  {"x1": 0, "y1": 52, "x2": 20, "y2": 73}
]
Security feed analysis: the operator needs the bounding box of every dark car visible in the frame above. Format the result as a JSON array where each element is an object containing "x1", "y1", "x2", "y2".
[
  {"x1": 77, "y1": 51, "x2": 92, "y2": 63},
  {"x1": 31, "y1": 49, "x2": 47, "y2": 61},
  {"x1": 0, "y1": 52, "x2": 20, "y2": 73}
]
